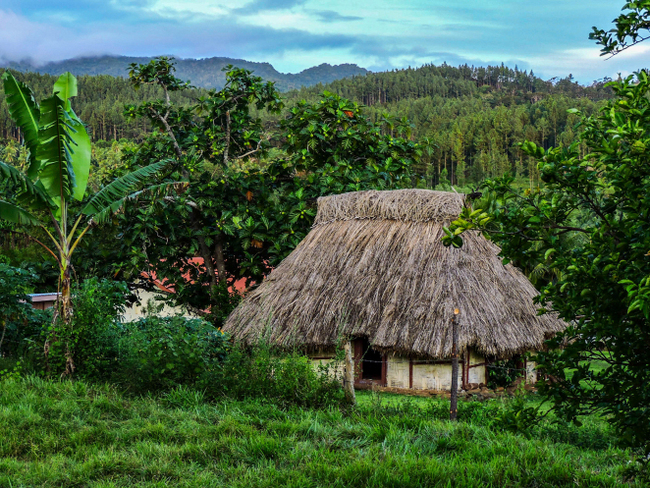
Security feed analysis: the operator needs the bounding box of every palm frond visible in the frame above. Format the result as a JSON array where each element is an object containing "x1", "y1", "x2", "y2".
[
  {"x1": 1, "y1": 72, "x2": 40, "y2": 178},
  {"x1": 52, "y1": 73, "x2": 91, "y2": 202},
  {"x1": 37, "y1": 95, "x2": 77, "y2": 204},
  {"x1": 89, "y1": 182, "x2": 182, "y2": 225},
  {"x1": 0, "y1": 200, "x2": 41, "y2": 226},
  {"x1": 82, "y1": 160, "x2": 172, "y2": 217}
]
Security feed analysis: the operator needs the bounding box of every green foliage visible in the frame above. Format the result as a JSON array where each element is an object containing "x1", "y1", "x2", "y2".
[
  {"x1": 0, "y1": 71, "x2": 176, "y2": 374},
  {"x1": 66, "y1": 278, "x2": 128, "y2": 380},
  {"x1": 590, "y1": 1, "x2": 650, "y2": 56},
  {"x1": 211, "y1": 343, "x2": 345, "y2": 408},
  {"x1": 492, "y1": 390, "x2": 542, "y2": 439},
  {"x1": 116, "y1": 61, "x2": 418, "y2": 318},
  {"x1": 1, "y1": 72, "x2": 40, "y2": 176},
  {"x1": 118, "y1": 315, "x2": 229, "y2": 391},
  {"x1": 486, "y1": 357, "x2": 524, "y2": 388},
  {"x1": 0, "y1": 378, "x2": 642, "y2": 487},
  {"x1": 128, "y1": 56, "x2": 193, "y2": 92},
  {"x1": 0, "y1": 264, "x2": 48, "y2": 359},
  {"x1": 281, "y1": 91, "x2": 416, "y2": 188},
  {"x1": 444, "y1": 73, "x2": 650, "y2": 454},
  {"x1": 282, "y1": 64, "x2": 610, "y2": 187}
]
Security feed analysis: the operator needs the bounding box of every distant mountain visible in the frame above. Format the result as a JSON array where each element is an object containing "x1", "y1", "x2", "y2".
[{"x1": 2, "y1": 55, "x2": 369, "y2": 91}]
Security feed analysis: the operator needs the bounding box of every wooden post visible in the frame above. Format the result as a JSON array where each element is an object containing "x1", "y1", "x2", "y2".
[
  {"x1": 343, "y1": 341, "x2": 356, "y2": 405},
  {"x1": 450, "y1": 308, "x2": 460, "y2": 421}
]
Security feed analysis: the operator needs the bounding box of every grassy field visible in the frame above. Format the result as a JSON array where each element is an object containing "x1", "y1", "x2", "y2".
[{"x1": 0, "y1": 376, "x2": 642, "y2": 488}]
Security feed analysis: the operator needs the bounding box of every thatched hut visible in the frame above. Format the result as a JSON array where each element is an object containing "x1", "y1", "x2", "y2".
[{"x1": 224, "y1": 189, "x2": 565, "y2": 392}]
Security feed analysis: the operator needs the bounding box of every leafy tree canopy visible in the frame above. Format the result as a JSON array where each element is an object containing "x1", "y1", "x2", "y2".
[
  {"x1": 444, "y1": 71, "x2": 650, "y2": 454},
  {"x1": 116, "y1": 58, "x2": 419, "y2": 322},
  {"x1": 591, "y1": 1, "x2": 650, "y2": 56}
]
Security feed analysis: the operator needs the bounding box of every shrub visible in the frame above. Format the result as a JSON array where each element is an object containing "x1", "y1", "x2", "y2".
[
  {"x1": 209, "y1": 342, "x2": 345, "y2": 408},
  {"x1": 117, "y1": 315, "x2": 229, "y2": 391},
  {"x1": 0, "y1": 264, "x2": 50, "y2": 363},
  {"x1": 44, "y1": 278, "x2": 128, "y2": 379},
  {"x1": 487, "y1": 356, "x2": 524, "y2": 389},
  {"x1": 70, "y1": 278, "x2": 129, "y2": 381}
]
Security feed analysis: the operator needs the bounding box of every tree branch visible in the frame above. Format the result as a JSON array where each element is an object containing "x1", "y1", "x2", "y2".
[{"x1": 223, "y1": 110, "x2": 231, "y2": 166}]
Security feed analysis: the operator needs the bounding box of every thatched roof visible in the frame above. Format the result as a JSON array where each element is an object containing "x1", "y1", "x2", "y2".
[{"x1": 224, "y1": 189, "x2": 566, "y2": 359}]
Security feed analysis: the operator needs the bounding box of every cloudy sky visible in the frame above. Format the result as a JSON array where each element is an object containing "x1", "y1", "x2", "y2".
[{"x1": 0, "y1": 0, "x2": 647, "y2": 83}]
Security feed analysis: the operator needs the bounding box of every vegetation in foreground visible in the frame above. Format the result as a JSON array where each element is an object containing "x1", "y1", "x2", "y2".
[{"x1": 0, "y1": 376, "x2": 644, "y2": 488}]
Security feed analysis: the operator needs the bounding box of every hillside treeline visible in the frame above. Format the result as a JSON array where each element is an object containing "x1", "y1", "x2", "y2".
[
  {"x1": 0, "y1": 63, "x2": 614, "y2": 186},
  {"x1": 282, "y1": 64, "x2": 613, "y2": 186},
  {"x1": 288, "y1": 63, "x2": 613, "y2": 105},
  {"x1": 0, "y1": 69, "x2": 209, "y2": 142}
]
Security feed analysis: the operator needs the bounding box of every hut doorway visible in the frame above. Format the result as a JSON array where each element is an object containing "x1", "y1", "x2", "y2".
[{"x1": 353, "y1": 338, "x2": 387, "y2": 387}]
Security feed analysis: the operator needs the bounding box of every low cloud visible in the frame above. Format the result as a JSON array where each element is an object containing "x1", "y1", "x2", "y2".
[
  {"x1": 231, "y1": 0, "x2": 308, "y2": 16},
  {"x1": 0, "y1": 1, "x2": 644, "y2": 83},
  {"x1": 310, "y1": 10, "x2": 362, "y2": 23}
]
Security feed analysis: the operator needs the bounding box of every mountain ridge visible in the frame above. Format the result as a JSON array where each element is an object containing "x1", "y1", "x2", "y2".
[{"x1": 1, "y1": 55, "x2": 370, "y2": 91}]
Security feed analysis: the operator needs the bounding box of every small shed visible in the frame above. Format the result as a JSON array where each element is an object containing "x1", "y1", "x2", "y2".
[
  {"x1": 223, "y1": 189, "x2": 566, "y2": 392},
  {"x1": 28, "y1": 293, "x2": 59, "y2": 310}
]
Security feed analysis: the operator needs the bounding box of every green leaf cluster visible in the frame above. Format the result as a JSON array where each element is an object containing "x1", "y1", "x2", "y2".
[{"x1": 446, "y1": 72, "x2": 650, "y2": 453}]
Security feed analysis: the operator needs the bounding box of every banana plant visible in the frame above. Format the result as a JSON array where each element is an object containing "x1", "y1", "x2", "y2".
[{"x1": 0, "y1": 71, "x2": 175, "y2": 373}]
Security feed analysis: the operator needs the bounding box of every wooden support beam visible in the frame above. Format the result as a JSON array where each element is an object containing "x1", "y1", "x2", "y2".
[
  {"x1": 343, "y1": 341, "x2": 356, "y2": 406},
  {"x1": 450, "y1": 308, "x2": 460, "y2": 421}
]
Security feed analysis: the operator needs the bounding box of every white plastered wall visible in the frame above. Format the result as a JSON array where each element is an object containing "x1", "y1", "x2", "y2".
[
  {"x1": 525, "y1": 360, "x2": 537, "y2": 384},
  {"x1": 467, "y1": 348, "x2": 486, "y2": 385},
  {"x1": 122, "y1": 289, "x2": 193, "y2": 322},
  {"x1": 386, "y1": 356, "x2": 410, "y2": 388}
]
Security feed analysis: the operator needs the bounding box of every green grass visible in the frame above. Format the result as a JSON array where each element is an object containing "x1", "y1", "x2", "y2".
[{"x1": 0, "y1": 377, "x2": 642, "y2": 487}]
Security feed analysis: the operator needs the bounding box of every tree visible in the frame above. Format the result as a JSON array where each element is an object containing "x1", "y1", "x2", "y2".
[
  {"x1": 0, "y1": 71, "x2": 173, "y2": 374},
  {"x1": 590, "y1": 1, "x2": 650, "y2": 56},
  {"x1": 443, "y1": 71, "x2": 650, "y2": 454},
  {"x1": 117, "y1": 59, "x2": 419, "y2": 322},
  {"x1": 443, "y1": 2, "x2": 650, "y2": 457}
]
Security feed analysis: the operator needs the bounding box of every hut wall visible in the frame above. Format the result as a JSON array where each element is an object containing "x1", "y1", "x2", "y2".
[
  {"x1": 122, "y1": 289, "x2": 193, "y2": 321},
  {"x1": 525, "y1": 360, "x2": 537, "y2": 384},
  {"x1": 385, "y1": 349, "x2": 486, "y2": 391},
  {"x1": 307, "y1": 348, "x2": 492, "y2": 391},
  {"x1": 467, "y1": 349, "x2": 486, "y2": 385},
  {"x1": 386, "y1": 357, "x2": 410, "y2": 388},
  {"x1": 411, "y1": 362, "x2": 460, "y2": 391},
  {"x1": 308, "y1": 349, "x2": 344, "y2": 378},
  {"x1": 312, "y1": 358, "x2": 344, "y2": 378}
]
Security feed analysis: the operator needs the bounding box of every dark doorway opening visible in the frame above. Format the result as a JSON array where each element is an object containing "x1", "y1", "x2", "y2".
[
  {"x1": 353, "y1": 338, "x2": 387, "y2": 386},
  {"x1": 363, "y1": 344, "x2": 383, "y2": 380}
]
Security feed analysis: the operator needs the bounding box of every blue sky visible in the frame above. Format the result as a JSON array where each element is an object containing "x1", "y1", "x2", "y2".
[{"x1": 0, "y1": 0, "x2": 647, "y2": 83}]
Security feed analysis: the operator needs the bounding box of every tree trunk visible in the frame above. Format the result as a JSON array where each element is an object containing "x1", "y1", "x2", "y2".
[
  {"x1": 450, "y1": 308, "x2": 460, "y2": 421},
  {"x1": 45, "y1": 254, "x2": 75, "y2": 378},
  {"x1": 60, "y1": 262, "x2": 75, "y2": 377},
  {"x1": 214, "y1": 237, "x2": 226, "y2": 284}
]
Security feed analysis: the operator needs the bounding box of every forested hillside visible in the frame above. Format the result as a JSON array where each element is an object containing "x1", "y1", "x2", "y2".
[
  {"x1": 0, "y1": 62, "x2": 615, "y2": 187},
  {"x1": 281, "y1": 63, "x2": 613, "y2": 186},
  {"x1": 0, "y1": 70, "x2": 207, "y2": 142},
  {"x1": 4, "y1": 55, "x2": 368, "y2": 91}
]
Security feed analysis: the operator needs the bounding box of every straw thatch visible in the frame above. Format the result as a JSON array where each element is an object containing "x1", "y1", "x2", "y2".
[{"x1": 224, "y1": 189, "x2": 566, "y2": 359}]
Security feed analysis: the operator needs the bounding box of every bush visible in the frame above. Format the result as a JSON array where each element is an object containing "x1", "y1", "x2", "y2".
[
  {"x1": 117, "y1": 315, "x2": 229, "y2": 391},
  {"x1": 487, "y1": 356, "x2": 524, "y2": 389},
  {"x1": 44, "y1": 278, "x2": 128, "y2": 379},
  {"x1": 70, "y1": 278, "x2": 129, "y2": 380},
  {"x1": 0, "y1": 264, "x2": 50, "y2": 363},
  {"x1": 2, "y1": 271, "x2": 344, "y2": 409},
  {"x1": 209, "y1": 342, "x2": 345, "y2": 408}
]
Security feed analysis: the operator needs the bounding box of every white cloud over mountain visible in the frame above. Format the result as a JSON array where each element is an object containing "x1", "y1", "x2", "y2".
[{"x1": 0, "y1": 0, "x2": 644, "y2": 82}]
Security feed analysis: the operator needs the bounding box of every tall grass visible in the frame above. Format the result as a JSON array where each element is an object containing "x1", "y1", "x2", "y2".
[{"x1": 0, "y1": 376, "x2": 642, "y2": 487}]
